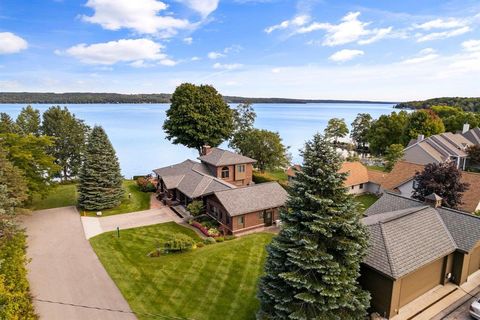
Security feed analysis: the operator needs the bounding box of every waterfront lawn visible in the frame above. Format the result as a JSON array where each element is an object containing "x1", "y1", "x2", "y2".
[
  {"x1": 355, "y1": 194, "x2": 379, "y2": 212},
  {"x1": 90, "y1": 222, "x2": 273, "y2": 320},
  {"x1": 31, "y1": 183, "x2": 77, "y2": 210},
  {"x1": 83, "y1": 180, "x2": 150, "y2": 217}
]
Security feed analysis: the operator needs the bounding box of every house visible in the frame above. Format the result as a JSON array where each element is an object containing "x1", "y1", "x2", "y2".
[
  {"x1": 380, "y1": 160, "x2": 480, "y2": 213},
  {"x1": 206, "y1": 182, "x2": 288, "y2": 234},
  {"x1": 286, "y1": 162, "x2": 386, "y2": 195},
  {"x1": 403, "y1": 126, "x2": 480, "y2": 170},
  {"x1": 153, "y1": 146, "x2": 288, "y2": 234},
  {"x1": 360, "y1": 191, "x2": 480, "y2": 318}
]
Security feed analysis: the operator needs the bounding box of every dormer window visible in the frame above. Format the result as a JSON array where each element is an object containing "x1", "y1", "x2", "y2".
[{"x1": 221, "y1": 166, "x2": 230, "y2": 179}]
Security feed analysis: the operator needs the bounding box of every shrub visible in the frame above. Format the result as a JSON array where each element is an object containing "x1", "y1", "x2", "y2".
[
  {"x1": 187, "y1": 200, "x2": 204, "y2": 217},
  {"x1": 196, "y1": 242, "x2": 205, "y2": 248},
  {"x1": 162, "y1": 234, "x2": 196, "y2": 253},
  {"x1": 204, "y1": 237, "x2": 216, "y2": 245},
  {"x1": 191, "y1": 221, "x2": 210, "y2": 237},
  {"x1": 207, "y1": 227, "x2": 220, "y2": 237},
  {"x1": 216, "y1": 237, "x2": 224, "y2": 243},
  {"x1": 136, "y1": 177, "x2": 156, "y2": 192}
]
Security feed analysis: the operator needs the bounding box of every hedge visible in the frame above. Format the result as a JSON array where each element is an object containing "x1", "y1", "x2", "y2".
[{"x1": 0, "y1": 230, "x2": 37, "y2": 319}]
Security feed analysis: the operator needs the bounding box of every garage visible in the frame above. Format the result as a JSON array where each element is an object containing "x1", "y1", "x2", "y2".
[
  {"x1": 468, "y1": 246, "x2": 480, "y2": 276},
  {"x1": 398, "y1": 258, "x2": 444, "y2": 308}
]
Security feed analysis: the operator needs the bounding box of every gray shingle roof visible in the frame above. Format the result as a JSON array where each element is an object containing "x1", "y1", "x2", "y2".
[
  {"x1": 153, "y1": 160, "x2": 234, "y2": 199},
  {"x1": 198, "y1": 147, "x2": 256, "y2": 166},
  {"x1": 363, "y1": 191, "x2": 480, "y2": 278},
  {"x1": 213, "y1": 182, "x2": 288, "y2": 216},
  {"x1": 363, "y1": 206, "x2": 456, "y2": 279},
  {"x1": 462, "y1": 127, "x2": 480, "y2": 145}
]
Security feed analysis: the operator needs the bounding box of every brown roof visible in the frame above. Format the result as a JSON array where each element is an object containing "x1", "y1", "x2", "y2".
[
  {"x1": 198, "y1": 147, "x2": 256, "y2": 166},
  {"x1": 367, "y1": 169, "x2": 387, "y2": 185},
  {"x1": 339, "y1": 162, "x2": 370, "y2": 187},
  {"x1": 381, "y1": 161, "x2": 424, "y2": 190},
  {"x1": 383, "y1": 161, "x2": 480, "y2": 213},
  {"x1": 286, "y1": 164, "x2": 301, "y2": 178}
]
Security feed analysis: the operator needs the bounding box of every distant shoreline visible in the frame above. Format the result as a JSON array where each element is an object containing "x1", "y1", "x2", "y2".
[{"x1": 0, "y1": 92, "x2": 398, "y2": 105}]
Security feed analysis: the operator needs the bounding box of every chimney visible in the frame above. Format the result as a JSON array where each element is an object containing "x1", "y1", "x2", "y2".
[
  {"x1": 201, "y1": 145, "x2": 212, "y2": 156},
  {"x1": 462, "y1": 123, "x2": 470, "y2": 134},
  {"x1": 425, "y1": 193, "x2": 442, "y2": 208},
  {"x1": 418, "y1": 134, "x2": 425, "y2": 142}
]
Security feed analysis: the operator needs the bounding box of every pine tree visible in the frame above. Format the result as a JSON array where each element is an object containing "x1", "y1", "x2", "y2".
[
  {"x1": 78, "y1": 126, "x2": 123, "y2": 211},
  {"x1": 257, "y1": 133, "x2": 370, "y2": 320}
]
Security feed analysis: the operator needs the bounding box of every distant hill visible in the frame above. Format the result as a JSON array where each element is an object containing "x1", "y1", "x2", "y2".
[
  {"x1": 0, "y1": 92, "x2": 396, "y2": 105},
  {"x1": 395, "y1": 97, "x2": 480, "y2": 112}
]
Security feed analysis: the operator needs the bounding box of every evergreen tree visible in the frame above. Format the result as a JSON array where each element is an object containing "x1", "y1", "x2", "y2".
[
  {"x1": 16, "y1": 105, "x2": 41, "y2": 136},
  {"x1": 78, "y1": 126, "x2": 123, "y2": 211},
  {"x1": 257, "y1": 133, "x2": 370, "y2": 320},
  {"x1": 0, "y1": 113, "x2": 20, "y2": 134}
]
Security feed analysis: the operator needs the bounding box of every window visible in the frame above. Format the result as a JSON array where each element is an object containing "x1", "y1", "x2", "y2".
[
  {"x1": 258, "y1": 212, "x2": 263, "y2": 219},
  {"x1": 237, "y1": 164, "x2": 245, "y2": 173},
  {"x1": 351, "y1": 186, "x2": 354, "y2": 190},
  {"x1": 221, "y1": 166, "x2": 229, "y2": 179},
  {"x1": 359, "y1": 183, "x2": 364, "y2": 189},
  {"x1": 238, "y1": 216, "x2": 244, "y2": 225}
]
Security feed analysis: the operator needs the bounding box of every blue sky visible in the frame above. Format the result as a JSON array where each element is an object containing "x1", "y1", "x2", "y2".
[{"x1": 1, "y1": 0, "x2": 480, "y2": 100}]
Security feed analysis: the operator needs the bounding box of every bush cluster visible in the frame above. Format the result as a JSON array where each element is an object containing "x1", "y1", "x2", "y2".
[{"x1": 136, "y1": 177, "x2": 156, "y2": 192}]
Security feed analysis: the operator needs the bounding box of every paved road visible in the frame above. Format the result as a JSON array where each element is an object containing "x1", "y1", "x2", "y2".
[
  {"x1": 22, "y1": 207, "x2": 136, "y2": 320},
  {"x1": 442, "y1": 296, "x2": 477, "y2": 320}
]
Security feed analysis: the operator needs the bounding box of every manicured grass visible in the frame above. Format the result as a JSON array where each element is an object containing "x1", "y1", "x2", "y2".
[
  {"x1": 83, "y1": 180, "x2": 150, "y2": 217},
  {"x1": 30, "y1": 183, "x2": 77, "y2": 210},
  {"x1": 90, "y1": 222, "x2": 273, "y2": 320},
  {"x1": 366, "y1": 165, "x2": 387, "y2": 172},
  {"x1": 253, "y1": 169, "x2": 289, "y2": 188},
  {"x1": 354, "y1": 194, "x2": 379, "y2": 212}
]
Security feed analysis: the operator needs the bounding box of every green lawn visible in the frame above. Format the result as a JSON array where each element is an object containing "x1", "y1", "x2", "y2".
[
  {"x1": 354, "y1": 194, "x2": 379, "y2": 213},
  {"x1": 30, "y1": 183, "x2": 77, "y2": 210},
  {"x1": 90, "y1": 222, "x2": 273, "y2": 320},
  {"x1": 83, "y1": 180, "x2": 150, "y2": 216},
  {"x1": 366, "y1": 165, "x2": 387, "y2": 172},
  {"x1": 31, "y1": 180, "x2": 150, "y2": 215},
  {"x1": 253, "y1": 169, "x2": 289, "y2": 188}
]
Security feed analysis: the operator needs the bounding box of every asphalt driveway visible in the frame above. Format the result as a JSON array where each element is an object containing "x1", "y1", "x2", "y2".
[{"x1": 22, "y1": 207, "x2": 136, "y2": 320}]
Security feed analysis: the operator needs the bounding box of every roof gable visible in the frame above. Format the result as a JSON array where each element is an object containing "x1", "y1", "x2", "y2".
[{"x1": 198, "y1": 148, "x2": 256, "y2": 167}]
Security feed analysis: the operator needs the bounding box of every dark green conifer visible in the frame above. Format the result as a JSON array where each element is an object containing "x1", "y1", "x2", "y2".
[
  {"x1": 257, "y1": 133, "x2": 370, "y2": 320},
  {"x1": 78, "y1": 126, "x2": 123, "y2": 210}
]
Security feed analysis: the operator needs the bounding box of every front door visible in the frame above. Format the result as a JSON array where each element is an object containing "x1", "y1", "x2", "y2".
[{"x1": 264, "y1": 210, "x2": 273, "y2": 226}]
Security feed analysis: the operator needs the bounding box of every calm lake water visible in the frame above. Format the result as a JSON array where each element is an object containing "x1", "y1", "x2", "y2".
[{"x1": 0, "y1": 103, "x2": 395, "y2": 177}]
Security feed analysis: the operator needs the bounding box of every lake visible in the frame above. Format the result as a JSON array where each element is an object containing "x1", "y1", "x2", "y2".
[{"x1": 0, "y1": 103, "x2": 395, "y2": 177}]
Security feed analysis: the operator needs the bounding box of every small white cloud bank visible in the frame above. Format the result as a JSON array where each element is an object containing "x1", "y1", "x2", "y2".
[
  {"x1": 61, "y1": 38, "x2": 176, "y2": 66},
  {"x1": 402, "y1": 48, "x2": 439, "y2": 64},
  {"x1": 329, "y1": 49, "x2": 364, "y2": 62},
  {"x1": 213, "y1": 62, "x2": 243, "y2": 70},
  {"x1": 0, "y1": 32, "x2": 28, "y2": 54}
]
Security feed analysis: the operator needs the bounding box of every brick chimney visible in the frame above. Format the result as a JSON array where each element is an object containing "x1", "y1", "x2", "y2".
[
  {"x1": 462, "y1": 123, "x2": 470, "y2": 134},
  {"x1": 425, "y1": 193, "x2": 442, "y2": 208},
  {"x1": 201, "y1": 145, "x2": 212, "y2": 156}
]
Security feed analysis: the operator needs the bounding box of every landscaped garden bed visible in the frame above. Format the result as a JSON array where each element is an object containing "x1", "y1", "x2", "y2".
[
  {"x1": 90, "y1": 222, "x2": 273, "y2": 320},
  {"x1": 189, "y1": 214, "x2": 223, "y2": 237}
]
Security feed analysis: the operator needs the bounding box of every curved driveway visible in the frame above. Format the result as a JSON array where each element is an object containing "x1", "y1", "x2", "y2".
[{"x1": 22, "y1": 207, "x2": 137, "y2": 320}]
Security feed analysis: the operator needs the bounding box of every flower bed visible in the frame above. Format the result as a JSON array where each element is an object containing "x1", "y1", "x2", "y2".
[{"x1": 191, "y1": 216, "x2": 223, "y2": 237}]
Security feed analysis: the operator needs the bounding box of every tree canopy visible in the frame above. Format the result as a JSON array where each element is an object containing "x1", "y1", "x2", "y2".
[
  {"x1": 396, "y1": 97, "x2": 480, "y2": 112},
  {"x1": 350, "y1": 113, "x2": 372, "y2": 149},
  {"x1": 78, "y1": 126, "x2": 124, "y2": 211},
  {"x1": 367, "y1": 111, "x2": 409, "y2": 155},
  {"x1": 257, "y1": 133, "x2": 370, "y2": 320},
  {"x1": 402, "y1": 109, "x2": 445, "y2": 144},
  {"x1": 384, "y1": 144, "x2": 404, "y2": 172},
  {"x1": 16, "y1": 106, "x2": 41, "y2": 136},
  {"x1": 0, "y1": 113, "x2": 20, "y2": 134},
  {"x1": 412, "y1": 162, "x2": 469, "y2": 209},
  {"x1": 163, "y1": 83, "x2": 234, "y2": 155},
  {"x1": 324, "y1": 118, "x2": 349, "y2": 144}
]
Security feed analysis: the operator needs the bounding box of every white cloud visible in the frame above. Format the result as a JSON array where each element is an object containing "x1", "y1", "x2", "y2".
[
  {"x1": 208, "y1": 51, "x2": 226, "y2": 59},
  {"x1": 213, "y1": 62, "x2": 243, "y2": 70},
  {"x1": 62, "y1": 38, "x2": 176, "y2": 66},
  {"x1": 358, "y1": 27, "x2": 392, "y2": 45},
  {"x1": 179, "y1": 0, "x2": 219, "y2": 18},
  {"x1": 191, "y1": 56, "x2": 201, "y2": 61},
  {"x1": 462, "y1": 39, "x2": 480, "y2": 52},
  {"x1": 416, "y1": 26, "x2": 471, "y2": 42},
  {"x1": 402, "y1": 48, "x2": 439, "y2": 64},
  {"x1": 82, "y1": 0, "x2": 191, "y2": 37},
  {"x1": 183, "y1": 37, "x2": 193, "y2": 44},
  {"x1": 264, "y1": 15, "x2": 310, "y2": 33},
  {"x1": 0, "y1": 32, "x2": 28, "y2": 54},
  {"x1": 329, "y1": 49, "x2": 364, "y2": 62},
  {"x1": 414, "y1": 18, "x2": 466, "y2": 30}
]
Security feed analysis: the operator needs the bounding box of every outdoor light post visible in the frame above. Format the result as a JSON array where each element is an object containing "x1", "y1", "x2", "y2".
[{"x1": 117, "y1": 226, "x2": 120, "y2": 238}]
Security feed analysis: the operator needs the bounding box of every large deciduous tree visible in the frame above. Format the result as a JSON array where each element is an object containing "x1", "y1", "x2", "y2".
[
  {"x1": 412, "y1": 162, "x2": 469, "y2": 209},
  {"x1": 78, "y1": 126, "x2": 124, "y2": 211},
  {"x1": 367, "y1": 111, "x2": 409, "y2": 155},
  {"x1": 232, "y1": 129, "x2": 289, "y2": 172},
  {"x1": 402, "y1": 109, "x2": 445, "y2": 144},
  {"x1": 468, "y1": 145, "x2": 480, "y2": 166},
  {"x1": 324, "y1": 118, "x2": 349, "y2": 144},
  {"x1": 16, "y1": 105, "x2": 41, "y2": 136},
  {"x1": 229, "y1": 103, "x2": 257, "y2": 150},
  {"x1": 163, "y1": 83, "x2": 234, "y2": 155},
  {"x1": 42, "y1": 106, "x2": 89, "y2": 181},
  {"x1": 257, "y1": 133, "x2": 370, "y2": 320},
  {"x1": 350, "y1": 113, "x2": 372, "y2": 149}
]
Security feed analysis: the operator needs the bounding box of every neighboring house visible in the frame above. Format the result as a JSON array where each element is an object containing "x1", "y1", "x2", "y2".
[
  {"x1": 153, "y1": 146, "x2": 287, "y2": 234},
  {"x1": 361, "y1": 191, "x2": 480, "y2": 318},
  {"x1": 206, "y1": 182, "x2": 288, "y2": 234},
  {"x1": 286, "y1": 162, "x2": 386, "y2": 195},
  {"x1": 381, "y1": 160, "x2": 480, "y2": 213},
  {"x1": 403, "y1": 126, "x2": 480, "y2": 170}
]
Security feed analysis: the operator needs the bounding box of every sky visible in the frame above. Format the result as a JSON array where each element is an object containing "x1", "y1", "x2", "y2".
[{"x1": 0, "y1": 0, "x2": 480, "y2": 101}]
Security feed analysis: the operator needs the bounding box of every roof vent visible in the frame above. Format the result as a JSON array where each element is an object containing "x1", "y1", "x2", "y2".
[
  {"x1": 425, "y1": 193, "x2": 442, "y2": 208},
  {"x1": 418, "y1": 134, "x2": 425, "y2": 142},
  {"x1": 463, "y1": 123, "x2": 470, "y2": 134}
]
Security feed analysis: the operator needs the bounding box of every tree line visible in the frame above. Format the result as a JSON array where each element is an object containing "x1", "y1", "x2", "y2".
[{"x1": 396, "y1": 97, "x2": 480, "y2": 112}]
